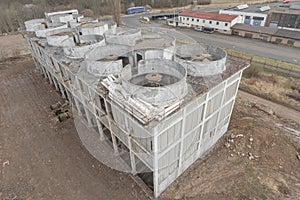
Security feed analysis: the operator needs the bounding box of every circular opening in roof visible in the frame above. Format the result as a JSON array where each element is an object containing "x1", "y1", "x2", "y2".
[
  {"x1": 125, "y1": 59, "x2": 186, "y2": 88},
  {"x1": 130, "y1": 73, "x2": 180, "y2": 87},
  {"x1": 101, "y1": 54, "x2": 119, "y2": 61}
]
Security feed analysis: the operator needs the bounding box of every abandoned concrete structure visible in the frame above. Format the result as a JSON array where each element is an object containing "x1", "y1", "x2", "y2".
[{"x1": 23, "y1": 9, "x2": 249, "y2": 197}]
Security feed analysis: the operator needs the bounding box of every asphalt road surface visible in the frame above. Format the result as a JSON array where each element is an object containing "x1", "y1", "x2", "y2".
[
  {"x1": 122, "y1": 15, "x2": 300, "y2": 65},
  {"x1": 179, "y1": 29, "x2": 300, "y2": 65}
]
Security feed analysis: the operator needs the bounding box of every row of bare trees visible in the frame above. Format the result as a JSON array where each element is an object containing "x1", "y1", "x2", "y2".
[
  {"x1": 107, "y1": 0, "x2": 122, "y2": 26},
  {"x1": 0, "y1": 0, "x2": 201, "y2": 34},
  {"x1": 0, "y1": 2, "x2": 45, "y2": 34}
]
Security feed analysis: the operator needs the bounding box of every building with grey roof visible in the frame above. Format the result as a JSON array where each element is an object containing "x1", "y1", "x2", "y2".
[
  {"x1": 231, "y1": 23, "x2": 300, "y2": 47},
  {"x1": 266, "y1": 2, "x2": 300, "y2": 31},
  {"x1": 219, "y1": 4, "x2": 270, "y2": 26}
]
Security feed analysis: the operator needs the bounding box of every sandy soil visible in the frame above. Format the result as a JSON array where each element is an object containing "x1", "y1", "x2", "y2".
[
  {"x1": 0, "y1": 34, "x2": 29, "y2": 60},
  {"x1": 0, "y1": 56, "x2": 148, "y2": 200},
  {"x1": 1, "y1": 57, "x2": 299, "y2": 200}
]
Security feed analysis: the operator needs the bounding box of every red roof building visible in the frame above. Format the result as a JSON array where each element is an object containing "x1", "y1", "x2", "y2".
[
  {"x1": 170, "y1": 10, "x2": 242, "y2": 34},
  {"x1": 179, "y1": 10, "x2": 238, "y2": 22}
]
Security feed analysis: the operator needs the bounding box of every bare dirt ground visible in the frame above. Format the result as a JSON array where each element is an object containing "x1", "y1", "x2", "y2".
[
  {"x1": 238, "y1": 91, "x2": 300, "y2": 123},
  {"x1": 0, "y1": 56, "x2": 147, "y2": 200},
  {"x1": 1, "y1": 57, "x2": 299, "y2": 200},
  {"x1": 0, "y1": 34, "x2": 29, "y2": 60}
]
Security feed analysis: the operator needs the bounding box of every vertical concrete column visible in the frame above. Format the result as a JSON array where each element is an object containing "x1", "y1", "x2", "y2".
[
  {"x1": 73, "y1": 98, "x2": 82, "y2": 116},
  {"x1": 46, "y1": 71, "x2": 53, "y2": 85},
  {"x1": 93, "y1": 96, "x2": 106, "y2": 140},
  {"x1": 52, "y1": 76, "x2": 59, "y2": 91},
  {"x1": 225, "y1": 72, "x2": 242, "y2": 130},
  {"x1": 216, "y1": 81, "x2": 228, "y2": 130},
  {"x1": 41, "y1": 65, "x2": 47, "y2": 78},
  {"x1": 96, "y1": 119, "x2": 105, "y2": 141},
  {"x1": 104, "y1": 100, "x2": 119, "y2": 154},
  {"x1": 197, "y1": 93, "x2": 208, "y2": 158},
  {"x1": 58, "y1": 83, "x2": 66, "y2": 99},
  {"x1": 177, "y1": 107, "x2": 187, "y2": 175},
  {"x1": 49, "y1": 73, "x2": 57, "y2": 87},
  {"x1": 83, "y1": 105, "x2": 93, "y2": 127},
  {"x1": 65, "y1": 90, "x2": 72, "y2": 102},
  {"x1": 125, "y1": 117, "x2": 136, "y2": 174},
  {"x1": 152, "y1": 126, "x2": 159, "y2": 198}
]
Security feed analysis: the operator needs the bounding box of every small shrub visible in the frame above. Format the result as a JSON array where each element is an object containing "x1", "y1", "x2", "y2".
[
  {"x1": 12, "y1": 48, "x2": 21, "y2": 58},
  {"x1": 286, "y1": 92, "x2": 300, "y2": 102},
  {"x1": 81, "y1": 9, "x2": 94, "y2": 17},
  {"x1": 243, "y1": 64, "x2": 263, "y2": 79},
  {"x1": 197, "y1": 0, "x2": 211, "y2": 5},
  {"x1": 0, "y1": 50, "x2": 6, "y2": 61},
  {"x1": 259, "y1": 74, "x2": 278, "y2": 85}
]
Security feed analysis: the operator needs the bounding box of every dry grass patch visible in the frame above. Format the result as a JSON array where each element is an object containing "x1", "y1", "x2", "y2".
[{"x1": 227, "y1": 49, "x2": 300, "y2": 74}]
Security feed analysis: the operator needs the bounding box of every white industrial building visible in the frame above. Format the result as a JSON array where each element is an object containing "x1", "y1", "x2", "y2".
[
  {"x1": 24, "y1": 9, "x2": 249, "y2": 198},
  {"x1": 266, "y1": 1, "x2": 300, "y2": 31},
  {"x1": 168, "y1": 10, "x2": 242, "y2": 34},
  {"x1": 219, "y1": 4, "x2": 270, "y2": 26}
]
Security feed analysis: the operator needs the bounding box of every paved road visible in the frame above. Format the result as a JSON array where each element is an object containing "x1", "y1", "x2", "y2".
[
  {"x1": 122, "y1": 15, "x2": 300, "y2": 65},
  {"x1": 178, "y1": 29, "x2": 300, "y2": 65}
]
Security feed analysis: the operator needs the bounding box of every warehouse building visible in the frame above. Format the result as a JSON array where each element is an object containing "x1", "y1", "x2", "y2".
[
  {"x1": 232, "y1": 23, "x2": 300, "y2": 47},
  {"x1": 271, "y1": 29, "x2": 300, "y2": 47},
  {"x1": 219, "y1": 4, "x2": 270, "y2": 26},
  {"x1": 24, "y1": 9, "x2": 249, "y2": 198},
  {"x1": 232, "y1": 23, "x2": 277, "y2": 41},
  {"x1": 266, "y1": 3, "x2": 300, "y2": 31}
]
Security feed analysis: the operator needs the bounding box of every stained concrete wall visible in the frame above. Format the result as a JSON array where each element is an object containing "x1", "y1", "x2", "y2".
[
  {"x1": 121, "y1": 59, "x2": 188, "y2": 105},
  {"x1": 35, "y1": 23, "x2": 69, "y2": 38},
  {"x1": 105, "y1": 28, "x2": 142, "y2": 46},
  {"x1": 62, "y1": 35, "x2": 105, "y2": 59},
  {"x1": 176, "y1": 44, "x2": 227, "y2": 76},
  {"x1": 24, "y1": 19, "x2": 46, "y2": 32},
  {"x1": 78, "y1": 23, "x2": 109, "y2": 36}
]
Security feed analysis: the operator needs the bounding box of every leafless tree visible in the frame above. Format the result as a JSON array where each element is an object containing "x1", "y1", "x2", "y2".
[{"x1": 107, "y1": 0, "x2": 121, "y2": 26}]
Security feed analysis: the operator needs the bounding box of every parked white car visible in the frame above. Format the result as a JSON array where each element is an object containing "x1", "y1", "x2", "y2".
[{"x1": 194, "y1": 27, "x2": 203, "y2": 32}]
